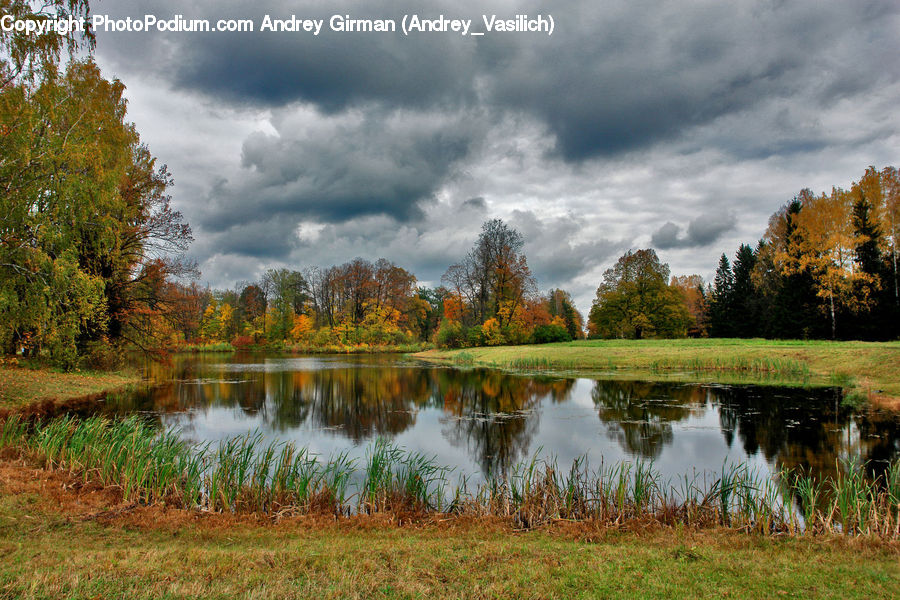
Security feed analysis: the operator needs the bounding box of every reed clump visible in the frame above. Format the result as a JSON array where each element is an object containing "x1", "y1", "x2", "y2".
[
  {"x1": 504, "y1": 357, "x2": 591, "y2": 371},
  {"x1": 3, "y1": 414, "x2": 899, "y2": 538},
  {"x1": 648, "y1": 356, "x2": 811, "y2": 378}
]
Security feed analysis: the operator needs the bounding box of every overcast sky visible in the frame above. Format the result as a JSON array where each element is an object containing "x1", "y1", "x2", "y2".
[{"x1": 91, "y1": 0, "x2": 899, "y2": 315}]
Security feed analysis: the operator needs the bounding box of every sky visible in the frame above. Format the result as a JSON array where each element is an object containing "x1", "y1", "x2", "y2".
[{"x1": 90, "y1": 0, "x2": 900, "y2": 316}]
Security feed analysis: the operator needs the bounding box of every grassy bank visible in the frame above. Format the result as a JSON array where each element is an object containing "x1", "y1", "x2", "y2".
[
  {"x1": 0, "y1": 454, "x2": 897, "y2": 599},
  {"x1": 3, "y1": 415, "x2": 899, "y2": 538},
  {"x1": 414, "y1": 339, "x2": 900, "y2": 406},
  {"x1": 0, "y1": 361, "x2": 142, "y2": 411}
]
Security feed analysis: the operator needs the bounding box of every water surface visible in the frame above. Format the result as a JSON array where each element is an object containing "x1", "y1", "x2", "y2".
[{"x1": 104, "y1": 353, "x2": 900, "y2": 484}]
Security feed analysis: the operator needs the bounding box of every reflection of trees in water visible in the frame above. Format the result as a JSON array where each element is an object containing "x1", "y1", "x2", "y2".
[
  {"x1": 717, "y1": 387, "x2": 900, "y2": 481},
  {"x1": 715, "y1": 387, "x2": 841, "y2": 462},
  {"x1": 589, "y1": 379, "x2": 900, "y2": 482},
  {"x1": 438, "y1": 370, "x2": 575, "y2": 478},
  {"x1": 113, "y1": 357, "x2": 900, "y2": 485},
  {"x1": 591, "y1": 381, "x2": 707, "y2": 459},
  {"x1": 283, "y1": 368, "x2": 434, "y2": 442},
  {"x1": 110, "y1": 363, "x2": 421, "y2": 440},
  {"x1": 118, "y1": 360, "x2": 576, "y2": 477}
]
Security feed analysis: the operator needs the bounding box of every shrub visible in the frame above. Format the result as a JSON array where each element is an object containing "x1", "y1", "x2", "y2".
[
  {"x1": 231, "y1": 335, "x2": 255, "y2": 350},
  {"x1": 530, "y1": 324, "x2": 572, "y2": 344},
  {"x1": 435, "y1": 319, "x2": 466, "y2": 348},
  {"x1": 482, "y1": 318, "x2": 506, "y2": 346},
  {"x1": 466, "y1": 325, "x2": 484, "y2": 347},
  {"x1": 79, "y1": 339, "x2": 124, "y2": 370}
]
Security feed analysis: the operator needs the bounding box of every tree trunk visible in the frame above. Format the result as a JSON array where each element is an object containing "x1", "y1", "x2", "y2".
[
  {"x1": 892, "y1": 210, "x2": 898, "y2": 305},
  {"x1": 829, "y1": 291, "x2": 836, "y2": 340}
]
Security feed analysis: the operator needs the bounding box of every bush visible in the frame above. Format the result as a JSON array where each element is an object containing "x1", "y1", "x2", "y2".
[
  {"x1": 482, "y1": 319, "x2": 506, "y2": 346},
  {"x1": 502, "y1": 322, "x2": 529, "y2": 345},
  {"x1": 78, "y1": 339, "x2": 124, "y2": 370},
  {"x1": 530, "y1": 324, "x2": 572, "y2": 344},
  {"x1": 231, "y1": 335, "x2": 255, "y2": 350},
  {"x1": 435, "y1": 319, "x2": 466, "y2": 348},
  {"x1": 466, "y1": 325, "x2": 484, "y2": 347},
  {"x1": 312, "y1": 328, "x2": 339, "y2": 346}
]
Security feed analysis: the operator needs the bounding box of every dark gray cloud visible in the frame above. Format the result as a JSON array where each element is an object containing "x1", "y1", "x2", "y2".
[
  {"x1": 197, "y1": 107, "x2": 480, "y2": 232},
  {"x1": 650, "y1": 222, "x2": 683, "y2": 250},
  {"x1": 461, "y1": 197, "x2": 487, "y2": 211},
  {"x1": 651, "y1": 211, "x2": 736, "y2": 250},
  {"x1": 201, "y1": 217, "x2": 301, "y2": 259},
  {"x1": 488, "y1": 1, "x2": 899, "y2": 160},
  {"x1": 97, "y1": 0, "x2": 478, "y2": 110},
  {"x1": 98, "y1": 0, "x2": 900, "y2": 161}
]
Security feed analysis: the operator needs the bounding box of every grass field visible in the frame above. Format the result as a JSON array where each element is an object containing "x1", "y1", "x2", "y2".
[
  {"x1": 0, "y1": 455, "x2": 897, "y2": 599},
  {"x1": 414, "y1": 339, "x2": 900, "y2": 407},
  {"x1": 0, "y1": 362, "x2": 142, "y2": 412}
]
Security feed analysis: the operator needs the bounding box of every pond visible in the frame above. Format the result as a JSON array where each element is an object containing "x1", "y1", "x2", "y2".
[{"x1": 101, "y1": 353, "x2": 900, "y2": 485}]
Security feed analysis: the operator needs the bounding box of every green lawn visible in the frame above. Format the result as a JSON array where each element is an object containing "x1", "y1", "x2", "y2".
[
  {"x1": 0, "y1": 363, "x2": 142, "y2": 411},
  {"x1": 415, "y1": 338, "x2": 900, "y2": 407},
  {"x1": 0, "y1": 458, "x2": 897, "y2": 599}
]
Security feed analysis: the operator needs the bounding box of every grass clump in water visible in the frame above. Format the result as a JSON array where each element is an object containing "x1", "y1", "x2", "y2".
[{"x1": 361, "y1": 438, "x2": 451, "y2": 513}]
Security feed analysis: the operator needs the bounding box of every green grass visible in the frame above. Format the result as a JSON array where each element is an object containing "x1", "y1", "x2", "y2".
[
  {"x1": 0, "y1": 362, "x2": 142, "y2": 411},
  {"x1": 415, "y1": 338, "x2": 900, "y2": 405},
  {"x1": 0, "y1": 509, "x2": 895, "y2": 599},
  {"x1": 4, "y1": 415, "x2": 900, "y2": 538}
]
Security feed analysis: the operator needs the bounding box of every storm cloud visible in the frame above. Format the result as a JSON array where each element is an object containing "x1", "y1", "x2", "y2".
[
  {"x1": 651, "y1": 211, "x2": 736, "y2": 250},
  {"x1": 90, "y1": 0, "x2": 900, "y2": 314}
]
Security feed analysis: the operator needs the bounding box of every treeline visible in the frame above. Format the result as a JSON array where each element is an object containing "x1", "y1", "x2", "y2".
[
  {"x1": 707, "y1": 166, "x2": 899, "y2": 341},
  {"x1": 177, "y1": 219, "x2": 585, "y2": 350},
  {"x1": 587, "y1": 166, "x2": 899, "y2": 341},
  {"x1": 168, "y1": 259, "x2": 424, "y2": 348}
]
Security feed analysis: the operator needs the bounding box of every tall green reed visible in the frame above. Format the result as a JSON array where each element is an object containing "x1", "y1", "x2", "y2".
[{"x1": 3, "y1": 414, "x2": 898, "y2": 538}]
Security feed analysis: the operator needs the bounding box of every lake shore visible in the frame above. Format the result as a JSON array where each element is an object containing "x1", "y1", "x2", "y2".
[
  {"x1": 0, "y1": 362, "x2": 143, "y2": 412},
  {"x1": 0, "y1": 453, "x2": 897, "y2": 599},
  {"x1": 413, "y1": 339, "x2": 900, "y2": 409}
]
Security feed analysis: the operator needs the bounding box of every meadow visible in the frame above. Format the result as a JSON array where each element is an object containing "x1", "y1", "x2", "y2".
[{"x1": 415, "y1": 338, "x2": 900, "y2": 407}]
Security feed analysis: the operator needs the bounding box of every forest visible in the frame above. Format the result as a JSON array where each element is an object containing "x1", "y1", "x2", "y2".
[
  {"x1": 2, "y1": 3, "x2": 898, "y2": 368},
  {"x1": 590, "y1": 166, "x2": 900, "y2": 343}
]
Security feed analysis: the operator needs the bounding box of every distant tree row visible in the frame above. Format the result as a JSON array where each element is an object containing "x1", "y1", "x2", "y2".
[
  {"x1": 175, "y1": 258, "x2": 428, "y2": 348},
  {"x1": 170, "y1": 220, "x2": 586, "y2": 350}
]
